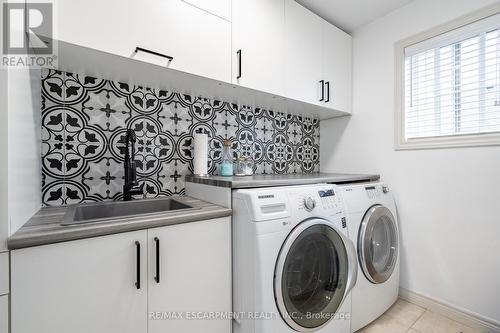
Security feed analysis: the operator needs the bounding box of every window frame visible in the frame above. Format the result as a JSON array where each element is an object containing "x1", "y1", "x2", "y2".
[{"x1": 394, "y1": 3, "x2": 500, "y2": 150}]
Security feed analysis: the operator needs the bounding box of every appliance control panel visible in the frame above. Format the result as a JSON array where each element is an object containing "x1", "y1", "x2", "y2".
[
  {"x1": 318, "y1": 188, "x2": 342, "y2": 211},
  {"x1": 365, "y1": 185, "x2": 382, "y2": 199},
  {"x1": 292, "y1": 185, "x2": 344, "y2": 217}
]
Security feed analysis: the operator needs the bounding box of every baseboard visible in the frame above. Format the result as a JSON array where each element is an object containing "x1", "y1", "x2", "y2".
[{"x1": 399, "y1": 288, "x2": 500, "y2": 333}]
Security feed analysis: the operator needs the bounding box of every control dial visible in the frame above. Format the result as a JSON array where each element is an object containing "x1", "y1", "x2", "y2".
[{"x1": 303, "y1": 196, "x2": 316, "y2": 211}]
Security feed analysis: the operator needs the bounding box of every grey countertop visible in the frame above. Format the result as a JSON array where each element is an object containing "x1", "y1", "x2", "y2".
[
  {"x1": 186, "y1": 172, "x2": 380, "y2": 188},
  {"x1": 8, "y1": 196, "x2": 232, "y2": 250}
]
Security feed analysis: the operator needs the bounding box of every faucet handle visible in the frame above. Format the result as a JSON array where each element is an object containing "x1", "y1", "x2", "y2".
[
  {"x1": 128, "y1": 161, "x2": 137, "y2": 184},
  {"x1": 130, "y1": 183, "x2": 144, "y2": 196}
]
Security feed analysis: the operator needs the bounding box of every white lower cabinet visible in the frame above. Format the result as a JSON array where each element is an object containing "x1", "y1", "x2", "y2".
[
  {"x1": 0, "y1": 252, "x2": 8, "y2": 296},
  {"x1": 148, "y1": 218, "x2": 231, "y2": 333},
  {"x1": 10, "y1": 217, "x2": 231, "y2": 333},
  {"x1": 11, "y1": 230, "x2": 149, "y2": 333},
  {"x1": 0, "y1": 295, "x2": 7, "y2": 333}
]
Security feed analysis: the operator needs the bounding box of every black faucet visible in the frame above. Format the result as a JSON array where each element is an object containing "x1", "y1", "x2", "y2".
[{"x1": 123, "y1": 129, "x2": 143, "y2": 201}]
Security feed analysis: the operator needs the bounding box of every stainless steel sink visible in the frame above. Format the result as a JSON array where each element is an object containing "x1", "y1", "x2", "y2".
[{"x1": 61, "y1": 198, "x2": 197, "y2": 226}]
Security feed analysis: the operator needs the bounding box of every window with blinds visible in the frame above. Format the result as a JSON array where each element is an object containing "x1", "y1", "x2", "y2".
[{"x1": 403, "y1": 13, "x2": 500, "y2": 142}]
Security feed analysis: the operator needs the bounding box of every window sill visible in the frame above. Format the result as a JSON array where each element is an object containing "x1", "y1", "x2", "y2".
[{"x1": 395, "y1": 132, "x2": 500, "y2": 150}]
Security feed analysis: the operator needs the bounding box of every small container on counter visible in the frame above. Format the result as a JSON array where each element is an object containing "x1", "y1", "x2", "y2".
[
  {"x1": 233, "y1": 156, "x2": 254, "y2": 176},
  {"x1": 244, "y1": 157, "x2": 254, "y2": 175},
  {"x1": 234, "y1": 157, "x2": 246, "y2": 176},
  {"x1": 220, "y1": 139, "x2": 233, "y2": 177}
]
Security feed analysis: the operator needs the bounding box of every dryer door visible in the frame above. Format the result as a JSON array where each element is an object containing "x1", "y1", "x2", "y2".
[
  {"x1": 358, "y1": 205, "x2": 398, "y2": 284},
  {"x1": 274, "y1": 218, "x2": 356, "y2": 332}
]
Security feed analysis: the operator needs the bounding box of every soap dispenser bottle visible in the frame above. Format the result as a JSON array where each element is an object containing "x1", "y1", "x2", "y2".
[{"x1": 220, "y1": 139, "x2": 234, "y2": 176}]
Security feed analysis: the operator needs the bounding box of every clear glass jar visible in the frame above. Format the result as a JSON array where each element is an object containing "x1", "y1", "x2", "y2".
[
  {"x1": 244, "y1": 158, "x2": 254, "y2": 175},
  {"x1": 234, "y1": 157, "x2": 246, "y2": 176},
  {"x1": 220, "y1": 139, "x2": 233, "y2": 176}
]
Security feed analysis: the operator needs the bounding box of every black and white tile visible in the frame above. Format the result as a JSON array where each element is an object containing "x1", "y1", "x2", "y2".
[{"x1": 41, "y1": 69, "x2": 321, "y2": 206}]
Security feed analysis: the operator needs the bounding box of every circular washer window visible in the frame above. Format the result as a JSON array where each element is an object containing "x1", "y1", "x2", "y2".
[
  {"x1": 358, "y1": 205, "x2": 398, "y2": 284},
  {"x1": 274, "y1": 219, "x2": 349, "y2": 332}
]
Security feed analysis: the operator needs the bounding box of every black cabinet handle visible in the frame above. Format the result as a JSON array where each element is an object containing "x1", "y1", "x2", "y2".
[
  {"x1": 325, "y1": 81, "x2": 330, "y2": 103},
  {"x1": 135, "y1": 241, "x2": 141, "y2": 289},
  {"x1": 135, "y1": 47, "x2": 173, "y2": 62},
  {"x1": 154, "y1": 237, "x2": 160, "y2": 283},
  {"x1": 319, "y1": 80, "x2": 324, "y2": 101},
  {"x1": 237, "y1": 49, "x2": 242, "y2": 79}
]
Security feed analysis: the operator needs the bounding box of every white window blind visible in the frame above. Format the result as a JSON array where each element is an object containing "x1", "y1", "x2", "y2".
[{"x1": 404, "y1": 13, "x2": 500, "y2": 140}]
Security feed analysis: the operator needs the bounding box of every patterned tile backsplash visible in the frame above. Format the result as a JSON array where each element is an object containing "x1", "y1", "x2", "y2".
[{"x1": 41, "y1": 69, "x2": 320, "y2": 206}]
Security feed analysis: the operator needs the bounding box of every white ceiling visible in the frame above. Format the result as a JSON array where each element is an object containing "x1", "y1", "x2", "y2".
[{"x1": 295, "y1": 0, "x2": 414, "y2": 33}]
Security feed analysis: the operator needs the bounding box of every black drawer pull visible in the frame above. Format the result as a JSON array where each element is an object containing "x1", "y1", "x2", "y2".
[
  {"x1": 154, "y1": 237, "x2": 160, "y2": 283},
  {"x1": 135, "y1": 47, "x2": 173, "y2": 62},
  {"x1": 237, "y1": 49, "x2": 242, "y2": 79},
  {"x1": 319, "y1": 80, "x2": 324, "y2": 101},
  {"x1": 135, "y1": 241, "x2": 141, "y2": 289},
  {"x1": 325, "y1": 81, "x2": 330, "y2": 103}
]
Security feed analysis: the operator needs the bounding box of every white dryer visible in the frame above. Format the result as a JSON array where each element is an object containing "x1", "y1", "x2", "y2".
[
  {"x1": 337, "y1": 182, "x2": 400, "y2": 332},
  {"x1": 232, "y1": 184, "x2": 358, "y2": 333}
]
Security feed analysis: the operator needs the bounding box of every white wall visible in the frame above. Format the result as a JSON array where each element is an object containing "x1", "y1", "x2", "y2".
[
  {"x1": 321, "y1": 0, "x2": 500, "y2": 325},
  {"x1": 0, "y1": 1, "x2": 8, "y2": 252},
  {"x1": 0, "y1": 66, "x2": 8, "y2": 251},
  {"x1": 0, "y1": 1, "x2": 42, "y2": 245},
  {"x1": 7, "y1": 69, "x2": 42, "y2": 237}
]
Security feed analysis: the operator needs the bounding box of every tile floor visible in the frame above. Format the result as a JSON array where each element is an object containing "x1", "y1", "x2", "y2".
[{"x1": 357, "y1": 299, "x2": 482, "y2": 333}]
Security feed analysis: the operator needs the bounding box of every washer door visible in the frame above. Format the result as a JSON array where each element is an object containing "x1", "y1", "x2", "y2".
[
  {"x1": 274, "y1": 218, "x2": 356, "y2": 332},
  {"x1": 358, "y1": 205, "x2": 398, "y2": 284}
]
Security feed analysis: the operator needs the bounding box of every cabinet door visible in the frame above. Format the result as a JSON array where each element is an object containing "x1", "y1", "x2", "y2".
[
  {"x1": 136, "y1": 0, "x2": 231, "y2": 82},
  {"x1": 53, "y1": 0, "x2": 230, "y2": 82},
  {"x1": 0, "y1": 295, "x2": 7, "y2": 333},
  {"x1": 53, "y1": 0, "x2": 141, "y2": 58},
  {"x1": 0, "y1": 252, "x2": 8, "y2": 296},
  {"x1": 148, "y1": 218, "x2": 231, "y2": 333},
  {"x1": 284, "y1": 0, "x2": 324, "y2": 105},
  {"x1": 323, "y1": 22, "x2": 352, "y2": 113},
  {"x1": 232, "y1": 0, "x2": 285, "y2": 96},
  {"x1": 11, "y1": 231, "x2": 148, "y2": 333}
]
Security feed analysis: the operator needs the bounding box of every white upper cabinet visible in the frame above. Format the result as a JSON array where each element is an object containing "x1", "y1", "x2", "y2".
[
  {"x1": 284, "y1": 0, "x2": 352, "y2": 113},
  {"x1": 53, "y1": 0, "x2": 141, "y2": 59},
  {"x1": 51, "y1": 0, "x2": 350, "y2": 114},
  {"x1": 322, "y1": 22, "x2": 352, "y2": 113},
  {"x1": 284, "y1": 0, "x2": 324, "y2": 106},
  {"x1": 232, "y1": 0, "x2": 285, "y2": 96},
  {"x1": 53, "y1": 0, "x2": 231, "y2": 82},
  {"x1": 136, "y1": 0, "x2": 231, "y2": 82},
  {"x1": 182, "y1": 0, "x2": 231, "y2": 21}
]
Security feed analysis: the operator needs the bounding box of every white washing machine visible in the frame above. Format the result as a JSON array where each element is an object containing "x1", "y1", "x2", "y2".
[
  {"x1": 232, "y1": 184, "x2": 358, "y2": 333},
  {"x1": 337, "y1": 182, "x2": 400, "y2": 332}
]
